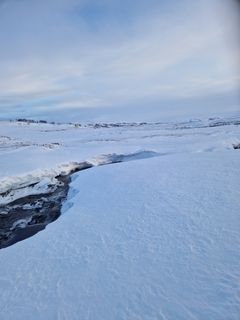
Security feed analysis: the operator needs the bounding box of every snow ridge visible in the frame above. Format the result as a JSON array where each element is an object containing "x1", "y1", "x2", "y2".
[{"x1": 0, "y1": 150, "x2": 159, "y2": 206}]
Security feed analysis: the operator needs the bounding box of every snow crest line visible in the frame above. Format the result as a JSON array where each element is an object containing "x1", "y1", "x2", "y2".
[{"x1": 0, "y1": 150, "x2": 159, "y2": 205}]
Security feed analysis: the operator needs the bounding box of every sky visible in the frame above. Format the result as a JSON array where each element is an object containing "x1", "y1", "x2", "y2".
[{"x1": 0, "y1": 0, "x2": 239, "y2": 122}]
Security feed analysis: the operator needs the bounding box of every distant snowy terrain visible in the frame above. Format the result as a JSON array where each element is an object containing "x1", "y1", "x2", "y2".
[{"x1": 0, "y1": 116, "x2": 240, "y2": 319}]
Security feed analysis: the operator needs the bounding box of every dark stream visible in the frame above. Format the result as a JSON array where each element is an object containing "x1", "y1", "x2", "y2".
[{"x1": 0, "y1": 162, "x2": 93, "y2": 249}]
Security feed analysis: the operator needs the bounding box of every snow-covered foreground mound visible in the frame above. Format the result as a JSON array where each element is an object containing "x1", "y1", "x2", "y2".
[{"x1": 0, "y1": 117, "x2": 240, "y2": 319}]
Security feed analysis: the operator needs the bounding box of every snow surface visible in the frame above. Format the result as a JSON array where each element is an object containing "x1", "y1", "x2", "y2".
[{"x1": 0, "y1": 117, "x2": 240, "y2": 319}]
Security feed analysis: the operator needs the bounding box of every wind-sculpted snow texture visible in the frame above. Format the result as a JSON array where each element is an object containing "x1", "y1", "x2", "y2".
[{"x1": 0, "y1": 116, "x2": 240, "y2": 319}]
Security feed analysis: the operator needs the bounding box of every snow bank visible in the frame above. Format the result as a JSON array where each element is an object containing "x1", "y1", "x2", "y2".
[
  {"x1": 87, "y1": 150, "x2": 159, "y2": 166},
  {"x1": 0, "y1": 162, "x2": 81, "y2": 195},
  {"x1": 0, "y1": 150, "x2": 158, "y2": 205}
]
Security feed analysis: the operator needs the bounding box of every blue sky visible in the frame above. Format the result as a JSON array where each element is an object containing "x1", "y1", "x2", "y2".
[{"x1": 0, "y1": 0, "x2": 239, "y2": 121}]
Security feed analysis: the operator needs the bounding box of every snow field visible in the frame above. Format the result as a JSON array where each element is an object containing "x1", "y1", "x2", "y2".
[{"x1": 0, "y1": 117, "x2": 240, "y2": 319}]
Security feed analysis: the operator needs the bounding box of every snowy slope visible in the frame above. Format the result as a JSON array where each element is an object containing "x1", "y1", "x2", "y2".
[
  {"x1": 0, "y1": 117, "x2": 240, "y2": 319},
  {"x1": 0, "y1": 152, "x2": 240, "y2": 320}
]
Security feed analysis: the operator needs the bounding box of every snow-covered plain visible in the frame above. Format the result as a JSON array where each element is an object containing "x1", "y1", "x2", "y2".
[{"x1": 0, "y1": 116, "x2": 240, "y2": 319}]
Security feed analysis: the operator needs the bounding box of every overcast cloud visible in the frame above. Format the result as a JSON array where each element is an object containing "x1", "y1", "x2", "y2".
[{"x1": 0, "y1": 0, "x2": 239, "y2": 121}]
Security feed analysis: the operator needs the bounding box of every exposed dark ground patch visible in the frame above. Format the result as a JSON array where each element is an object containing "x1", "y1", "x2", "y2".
[
  {"x1": 0, "y1": 174, "x2": 71, "y2": 249},
  {"x1": 0, "y1": 162, "x2": 93, "y2": 249}
]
